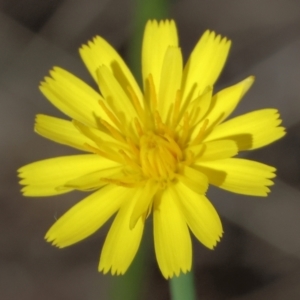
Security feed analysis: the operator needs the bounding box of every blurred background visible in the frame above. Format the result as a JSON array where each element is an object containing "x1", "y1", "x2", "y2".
[{"x1": 1, "y1": 0, "x2": 300, "y2": 299}]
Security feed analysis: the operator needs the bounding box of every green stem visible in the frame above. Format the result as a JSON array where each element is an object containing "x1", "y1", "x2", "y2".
[
  {"x1": 109, "y1": 231, "x2": 149, "y2": 300},
  {"x1": 169, "y1": 271, "x2": 197, "y2": 300},
  {"x1": 111, "y1": 1, "x2": 178, "y2": 299}
]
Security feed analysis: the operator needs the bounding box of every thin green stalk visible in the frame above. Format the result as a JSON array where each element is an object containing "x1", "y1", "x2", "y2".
[
  {"x1": 109, "y1": 229, "x2": 150, "y2": 300},
  {"x1": 110, "y1": 0, "x2": 170, "y2": 298},
  {"x1": 169, "y1": 271, "x2": 197, "y2": 300}
]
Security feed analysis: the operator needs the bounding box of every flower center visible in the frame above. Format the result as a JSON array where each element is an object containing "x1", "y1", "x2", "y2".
[{"x1": 139, "y1": 132, "x2": 182, "y2": 181}]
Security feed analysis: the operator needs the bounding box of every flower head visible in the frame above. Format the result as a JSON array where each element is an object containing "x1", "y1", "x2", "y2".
[{"x1": 18, "y1": 20, "x2": 285, "y2": 279}]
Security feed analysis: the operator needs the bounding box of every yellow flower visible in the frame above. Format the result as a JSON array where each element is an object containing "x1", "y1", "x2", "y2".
[{"x1": 18, "y1": 20, "x2": 285, "y2": 279}]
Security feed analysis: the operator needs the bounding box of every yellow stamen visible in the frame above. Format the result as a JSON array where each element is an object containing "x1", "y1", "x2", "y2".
[
  {"x1": 171, "y1": 90, "x2": 181, "y2": 128},
  {"x1": 101, "y1": 120, "x2": 126, "y2": 143},
  {"x1": 139, "y1": 133, "x2": 179, "y2": 181},
  {"x1": 126, "y1": 137, "x2": 140, "y2": 158},
  {"x1": 183, "y1": 149, "x2": 195, "y2": 165},
  {"x1": 100, "y1": 178, "x2": 137, "y2": 188},
  {"x1": 134, "y1": 118, "x2": 144, "y2": 137},
  {"x1": 157, "y1": 147, "x2": 176, "y2": 178},
  {"x1": 141, "y1": 150, "x2": 159, "y2": 178},
  {"x1": 119, "y1": 149, "x2": 141, "y2": 172},
  {"x1": 140, "y1": 135, "x2": 158, "y2": 178},
  {"x1": 155, "y1": 157, "x2": 168, "y2": 178},
  {"x1": 83, "y1": 143, "x2": 123, "y2": 164},
  {"x1": 154, "y1": 111, "x2": 164, "y2": 132},
  {"x1": 98, "y1": 100, "x2": 122, "y2": 130},
  {"x1": 154, "y1": 111, "x2": 174, "y2": 137},
  {"x1": 189, "y1": 105, "x2": 201, "y2": 127},
  {"x1": 163, "y1": 134, "x2": 183, "y2": 160},
  {"x1": 190, "y1": 119, "x2": 209, "y2": 145},
  {"x1": 179, "y1": 112, "x2": 190, "y2": 146},
  {"x1": 127, "y1": 85, "x2": 144, "y2": 119}
]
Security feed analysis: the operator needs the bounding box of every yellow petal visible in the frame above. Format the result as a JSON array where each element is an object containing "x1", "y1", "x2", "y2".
[
  {"x1": 142, "y1": 20, "x2": 178, "y2": 90},
  {"x1": 99, "y1": 189, "x2": 144, "y2": 275},
  {"x1": 153, "y1": 189, "x2": 192, "y2": 279},
  {"x1": 191, "y1": 139, "x2": 238, "y2": 161},
  {"x1": 207, "y1": 76, "x2": 254, "y2": 125},
  {"x1": 35, "y1": 114, "x2": 96, "y2": 151},
  {"x1": 158, "y1": 46, "x2": 182, "y2": 122},
  {"x1": 171, "y1": 181, "x2": 223, "y2": 249},
  {"x1": 204, "y1": 109, "x2": 286, "y2": 150},
  {"x1": 45, "y1": 185, "x2": 132, "y2": 248},
  {"x1": 177, "y1": 166, "x2": 208, "y2": 194},
  {"x1": 190, "y1": 76, "x2": 254, "y2": 140},
  {"x1": 97, "y1": 65, "x2": 137, "y2": 123},
  {"x1": 181, "y1": 31, "x2": 231, "y2": 107},
  {"x1": 185, "y1": 86, "x2": 213, "y2": 128},
  {"x1": 79, "y1": 35, "x2": 143, "y2": 107},
  {"x1": 195, "y1": 158, "x2": 276, "y2": 196},
  {"x1": 40, "y1": 67, "x2": 106, "y2": 127},
  {"x1": 64, "y1": 166, "x2": 123, "y2": 191},
  {"x1": 73, "y1": 120, "x2": 127, "y2": 152},
  {"x1": 129, "y1": 180, "x2": 158, "y2": 230},
  {"x1": 18, "y1": 155, "x2": 120, "y2": 196}
]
